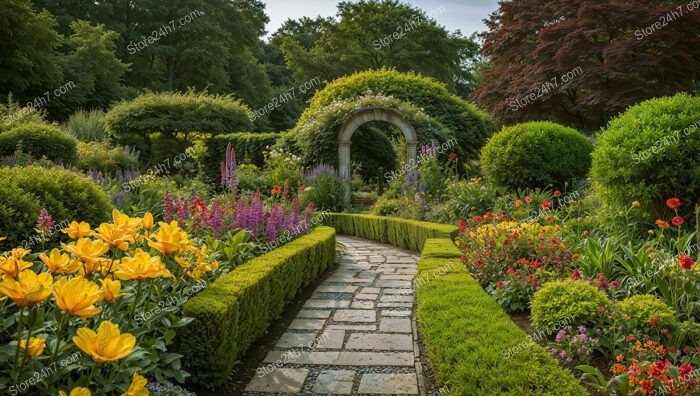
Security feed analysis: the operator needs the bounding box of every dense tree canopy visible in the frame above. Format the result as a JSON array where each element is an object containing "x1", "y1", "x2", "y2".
[{"x1": 474, "y1": 0, "x2": 700, "y2": 131}]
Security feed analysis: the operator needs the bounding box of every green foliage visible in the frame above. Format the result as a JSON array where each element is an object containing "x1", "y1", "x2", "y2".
[
  {"x1": 0, "y1": 123, "x2": 77, "y2": 163},
  {"x1": 416, "y1": 244, "x2": 586, "y2": 395},
  {"x1": 61, "y1": 109, "x2": 108, "y2": 142},
  {"x1": 105, "y1": 91, "x2": 253, "y2": 165},
  {"x1": 323, "y1": 213, "x2": 458, "y2": 251},
  {"x1": 421, "y1": 238, "x2": 461, "y2": 259},
  {"x1": 531, "y1": 280, "x2": 611, "y2": 330},
  {"x1": 591, "y1": 93, "x2": 700, "y2": 223},
  {"x1": 0, "y1": 166, "x2": 113, "y2": 249},
  {"x1": 480, "y1": 121, "x2": 593, "y2": 190},
  {"x1": 618, "y1": 294, "x2": 677, "y2": 329},
  {"x1": 301, "y1": 170, "x2": 348, "y2": 212},
  {"x1": 76, "y1": 141, "x2": 138, "y2": 174},
  {"x1": 0, "y1": 97, "x2": 46, "y2": 133},
  {"x1": 294, "y1": 69, "x2": 494, "y2": 165},
  {"x1": 446, "y1": 178, "x2": 503, "y2": 221},
  {"x1": 203, "y1": 133, "x2": 280, "y2": 182},
  {"x1": 176, "y1": 226, "x2": 336, "y2": 389}
]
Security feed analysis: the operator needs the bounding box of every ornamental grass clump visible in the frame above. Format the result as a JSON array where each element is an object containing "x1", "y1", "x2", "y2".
[{"x1": 0, "y1": 210, "x2": 218, "y2": 394}]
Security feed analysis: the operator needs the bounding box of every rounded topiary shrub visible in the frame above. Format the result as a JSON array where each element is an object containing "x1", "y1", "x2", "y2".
[
  {"x1": 591, "y1": 93, "x2": 700, "y2": 223},
  {"x1": 531, "y1": 280, "x2": 610, "y2": 330},
  {"x1": 618, "y1": 294, "x2": 677, "y2": 329},
  {"x1": 480, "y1": 121, "x2": 593, "y2": 190},
  {"x1": 0, "y1": 123, "x2": 77, "y2": 163},
  {"x1": 105, "y1": 90, "x2": 253, "y2": 165},
  {"x1": 0, "y1": 166, "x2": 113, "y2": 249}
]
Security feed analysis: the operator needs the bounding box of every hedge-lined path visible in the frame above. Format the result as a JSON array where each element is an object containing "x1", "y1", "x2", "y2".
[{"x1": 244, "y1": 236, "x2": 425, "y2": 395}]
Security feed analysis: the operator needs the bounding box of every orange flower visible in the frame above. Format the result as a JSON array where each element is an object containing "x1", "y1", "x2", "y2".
[
  {"x1": 655, "y1": 219, "x2": 670, "y2": 229},
  {"x1": 0, "y1": 256, "x2": 33, "y2": 279},
  {"x1": 39, "y1": 249, "x2": 81, "y2": 274},
  {"x1": 94, "y1": 223, "x2": 135, "y2": 251},
  {"x1": 514, "y1": 199, "x2": 522, "y2": 207},
  {"x1": 271, "y1": 185, "x2": 282, "y2": 194}
]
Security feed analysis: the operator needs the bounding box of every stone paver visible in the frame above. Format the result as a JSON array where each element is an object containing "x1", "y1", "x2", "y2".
[{"x1": 244, "y1": 236, "x2": 423, "y2": 395}]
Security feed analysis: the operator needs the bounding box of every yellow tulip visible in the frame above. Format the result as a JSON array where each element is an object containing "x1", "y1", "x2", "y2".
[
  {"x1": 62, "y1": 221, "x2": 93, "y2": 239},
  {"x1": 100, "y1": 278, "x2": 126, "y2": 302},
  {"x1": 148, "y1": 221, "x2": 188, "y2": 255},
  {"x1": 20, "y1": 337, "x2": 46, "y2": 356},
  {"x1": 10, "y1": 247, "x2": 31, "y2": 260},
  {"x1": 111, "y1": 210, "x2": 141, "y2": 230},
  {"x1": 62, "y1": 239, "x2": 110, "y2": 272},
  {"x1": 52, "y1": 276, "x2": 103, "y2": 321},
  {"x1": 94, "y1": 223, "x2": 134, "y2": 251},
  {"x1": 73, "y1": 321, "x2": 135, "y2": 363},
  {"x1": 0, "y1": 256, "x2": 33, "y2": 278},
  {"x1": 39, "y1": 249, "x2": 80, "y2": 274},
  {"x1": 122, "y1": 372, "x2": 148, "y2": 396},
  {"x1": 58, "y1": 387, "x2": 92, "y2": 396},
  {"x1": 0, "y1": 270, "x2": 53, "y2": 307},
  {"x1": 116, "y1": 251, "x2": 171, "y2": 281},
  {"x1": 142, "y1": 212, "x2": 154, "y2": 231}
]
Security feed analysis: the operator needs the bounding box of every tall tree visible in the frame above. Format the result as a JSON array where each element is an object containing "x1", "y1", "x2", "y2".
[
  {"x1": 474, "y1": 0, "x2": 700, "y2": 131},
  {"x1": 280, "y1": 0, "x2": 478, "y2": 95}
]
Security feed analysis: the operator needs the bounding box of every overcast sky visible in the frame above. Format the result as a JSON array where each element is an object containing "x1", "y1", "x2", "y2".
[{"x1": 262, "y1": 0, "x2": 501, "y2": 38}]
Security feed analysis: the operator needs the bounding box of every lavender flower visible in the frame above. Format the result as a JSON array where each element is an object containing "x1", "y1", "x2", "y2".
[{"x1": 220, "y1": 143, "x2": 238, "y2": 194}]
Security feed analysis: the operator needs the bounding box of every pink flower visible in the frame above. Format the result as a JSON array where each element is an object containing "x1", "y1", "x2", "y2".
[
  {"x1": 553, "y1": 191, "x2": 562, "y2": 197},
  {"x1": 570, "y1": 269, "x2": 582, "y2": 280},
  {"x1": 672, "y1": 216, "x2": 684, "y2": 227},
  {"x1": 541, "y1": 201, "x2": 552, "y2": 210},
  {"x1": 666, "y1": 198, "x2": 681, "y2": 209},
  {"x1": 525, "y1": 196, "x2": 532, "y2": 203}
]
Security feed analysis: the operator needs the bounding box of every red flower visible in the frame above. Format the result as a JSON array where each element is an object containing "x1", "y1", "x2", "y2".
[
  {"x1": 583, "y1": 231, "x2": 590, "y2": 236},
  {"x1": 496, "y1": 280, "x2": 505, "y2": 290},
  {"x1": 553, "y1": 190, "x2": 562, "y2": 197},
  {"x1": 526, "y1": 274, "x2": 535, "y2": 281},
  {"x1": 460, "y1": 254, "x2": 468, "y2": 263},
  {"x1": 672, "y1": 216, "x2": 684, "y2": 227},
  {"x1": 458, "y1": 219, "x2": 467, "y2": 233},
  {"x1": 484, "y1": 212, "x2": 494, "y2": 220},
  {"x1": 626, "y1": 335, "x2": 636, "y2": 342},
  {"x1": 570, "y1": 269, "x2": 582, "y2": 280},
  {"x1": 666, "y1": 198, "x2": 681, "y2": 209},
  {"x1": 532, "y1": 281, "x2": 541, "y2": 288},
  {"x1": 473, "y1": 215, "x2": 483, "y2": 223},
  {"x1": 649, "y1": 317, "x2": 660, "y2": 327},
  {"x1": 448, "y1": 152, "x2": 457, "y2": 159},
  {"x1": 541, "y1": 201, "x2": 552, "y2": 210},
  {"x1": 680, "y1": 363, "x2": 693, "y2": 378},
  {"x1": 678, "y1": 255, "x2": 695, "y2": 270},
  {"x1": 474, "y1": 259, "x2": 483, "y2": 267},
  {"x1": 611, "y1": 280, "x2": 620, "y2": 289},
  {"x1": 525, "y1": 196, "x2": 532, "y2": 203},
  {"x1": 271, "y1": 185, "x2": 282, "y2": 194}
]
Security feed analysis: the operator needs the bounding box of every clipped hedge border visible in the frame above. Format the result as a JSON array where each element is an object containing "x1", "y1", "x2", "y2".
[
  {"x1": 416, "y1": 238, "x2": 586, "y2": 395},
  {"x1": 323, "y1": 213, "x2": 458, "y2": 251},
  {"x1": 175, "y1": 226, "x2": 336, "y2": 389}
]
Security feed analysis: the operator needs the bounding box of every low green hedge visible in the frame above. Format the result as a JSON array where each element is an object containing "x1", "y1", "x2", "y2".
[
  {"x1": 0, "y1": 123, "x2": 78, "y2": 163},
  {"x1": 175, "y1": 226, "x2": 336, "y2": 389},
  {"x1": 323, "y1": 213, "x2": 458, "y2": 251},
  {"x1": 416, "y1": 238, "x2": 586, "y2": 395},
  {"x1": 203, "y1": 132, "x2": 280, "y2": 182}
]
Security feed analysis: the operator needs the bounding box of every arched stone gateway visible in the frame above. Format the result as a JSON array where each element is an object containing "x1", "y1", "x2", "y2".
[{"x1": 337, "y1": 106, "x2": 418, "y2": 206}]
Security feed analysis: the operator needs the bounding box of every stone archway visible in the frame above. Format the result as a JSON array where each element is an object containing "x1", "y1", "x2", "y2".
[{"x1": 338, "y1": 106, "x2": 418, "y2": 206}]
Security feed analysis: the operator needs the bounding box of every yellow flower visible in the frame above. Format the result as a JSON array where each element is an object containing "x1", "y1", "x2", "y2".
[
  {"x1": 94, "y1": 223, "x2": 134, "y2": 250},
  {"x1": 632, "y1": 201, "x2": 641, "y2": 208},
  {"x1": 62, "y1": 221, "x2": 93, "y2": 239},
  {"x1": 20, "y1": 337, "x2": 46, "y2": 356},
  {"x1": 52, "y1": 276, "x2": 103, "y2": 321},
  {"x1": 142, "y1": 212, "x2": 154, "y2": 230},
  {"x1": 10, "y1": 247, "x2": 31, "y2": 260},
  {"x1": 62, "y1": 238, "x2": 110, "y2": 273},
  {"x1": 116, "y1": 251, "x2": 172, "y2": 281},
  {"x1": 73, "y1": 321, "x2": 135, "y2": 363},
  {"x1": 111, "y1": 210, "x2": 142, "y2": 230},
  {"x1": 122, "y1": 372, "x2": 148, "y2": 396},
  {"x1": 148, "y1": 221, "x2": 188, "y2": 255},
  {"x1": 100, "y1": 278, "x2": 126, "y2": 302},
  {"x1": 39, "y1": 249, "x2": 80, "y2": 274},
  {"x1": 0, "y1": 270, "x2": 53, "y2": 307},
  {"x1": 0, "y1": 256, "x2": 33, "y2": 278},
  {"x1": 58, "y1": 387, "x2": 92, "y2": 396}
]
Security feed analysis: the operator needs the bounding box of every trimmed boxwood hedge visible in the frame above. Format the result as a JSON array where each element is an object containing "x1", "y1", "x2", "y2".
[
  {"x1": 0, "y1": 123, "x2": 78, "y2": 163},
  {"x1": 202, "y1": 132, "x2": 280, "y2": 182},
  {"x1": 322, "y1": 213, "x2": 458, "y2": 251},
  {"x1": 416, "y1": 238, "x2": 586, "y2": 395},
  {"x1": 175, "y1": 226, "x2": 336, "y2": 389}
]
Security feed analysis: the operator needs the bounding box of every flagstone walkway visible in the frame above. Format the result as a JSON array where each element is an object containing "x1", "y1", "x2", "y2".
[{"x1": 244, "y1": 236, "x2": 425, "y2": 395}]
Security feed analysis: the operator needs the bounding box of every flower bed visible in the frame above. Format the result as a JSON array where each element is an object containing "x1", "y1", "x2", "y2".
[{"x1": 174, "y1": 226, "x2": 336, "y2": 389}]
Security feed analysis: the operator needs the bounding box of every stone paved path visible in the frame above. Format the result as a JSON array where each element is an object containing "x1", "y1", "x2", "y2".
[{"x1": 244, "y1": 236, "x2": 425, "y2": 395}]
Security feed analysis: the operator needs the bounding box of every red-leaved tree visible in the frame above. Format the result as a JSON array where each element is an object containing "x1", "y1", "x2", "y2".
[{"x1": 473, "y1": 0, "x2": 700, "y2": 131}]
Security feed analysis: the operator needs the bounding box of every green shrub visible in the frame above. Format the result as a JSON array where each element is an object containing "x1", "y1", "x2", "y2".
[
  {"x1": 76, "y1": 141, "x2": 138, "y2": 174},
  {"x1": 0, "y1": 123, "x2": 77, "y2": 163},
  {"x1": 105, "y1": 91, "x2": 253, "y2": 165},
  {"x1": 0, "y1": 99, "x2": 45, "y2": 133},
  {"x1": 618, "y1": 294, "x2": 677, "y2": 329},
  {"x1": 480, "y1": 121, "x2": 593, "y2": 190},
  {"x1": 0, "y1": 166, "x2": 113, "y2": 249},
  {"x1": 301, "y1": 165, "x2": 348, "y2": 212},
  {"x1": 323, "y1": 213, "x2": 458, "y2": 251},
  {"x1": 417, "y1": 243, "x2": 586, "y2": 395},
  {"x1": 530, "y1": 280, "x2": 610, "y2": 330},
  {"x1": 62, "y1": 109, "x2": 108, "y2": 142},
  {"x1": 176, "y1": 226, "x2": 336, "y2": 389},
  {"x1": 290, "y1": 69, "x2": 494, "y2": 169},
  {"x1": 591, "y1": 93, "x2": 700, "y2": 223},
  {"x1": 202, "y1": 132, "x2": 279, "y2": 182}
]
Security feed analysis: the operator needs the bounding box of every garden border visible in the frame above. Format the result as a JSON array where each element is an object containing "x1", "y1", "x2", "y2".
[{"x1": 174, "y1": 226, "x2": 336, "y2": 389}]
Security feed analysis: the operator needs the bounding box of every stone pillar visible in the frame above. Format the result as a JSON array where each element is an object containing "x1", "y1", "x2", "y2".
[{"x1": 338, "y1": 141, "x2": 352, "y2": 207}]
